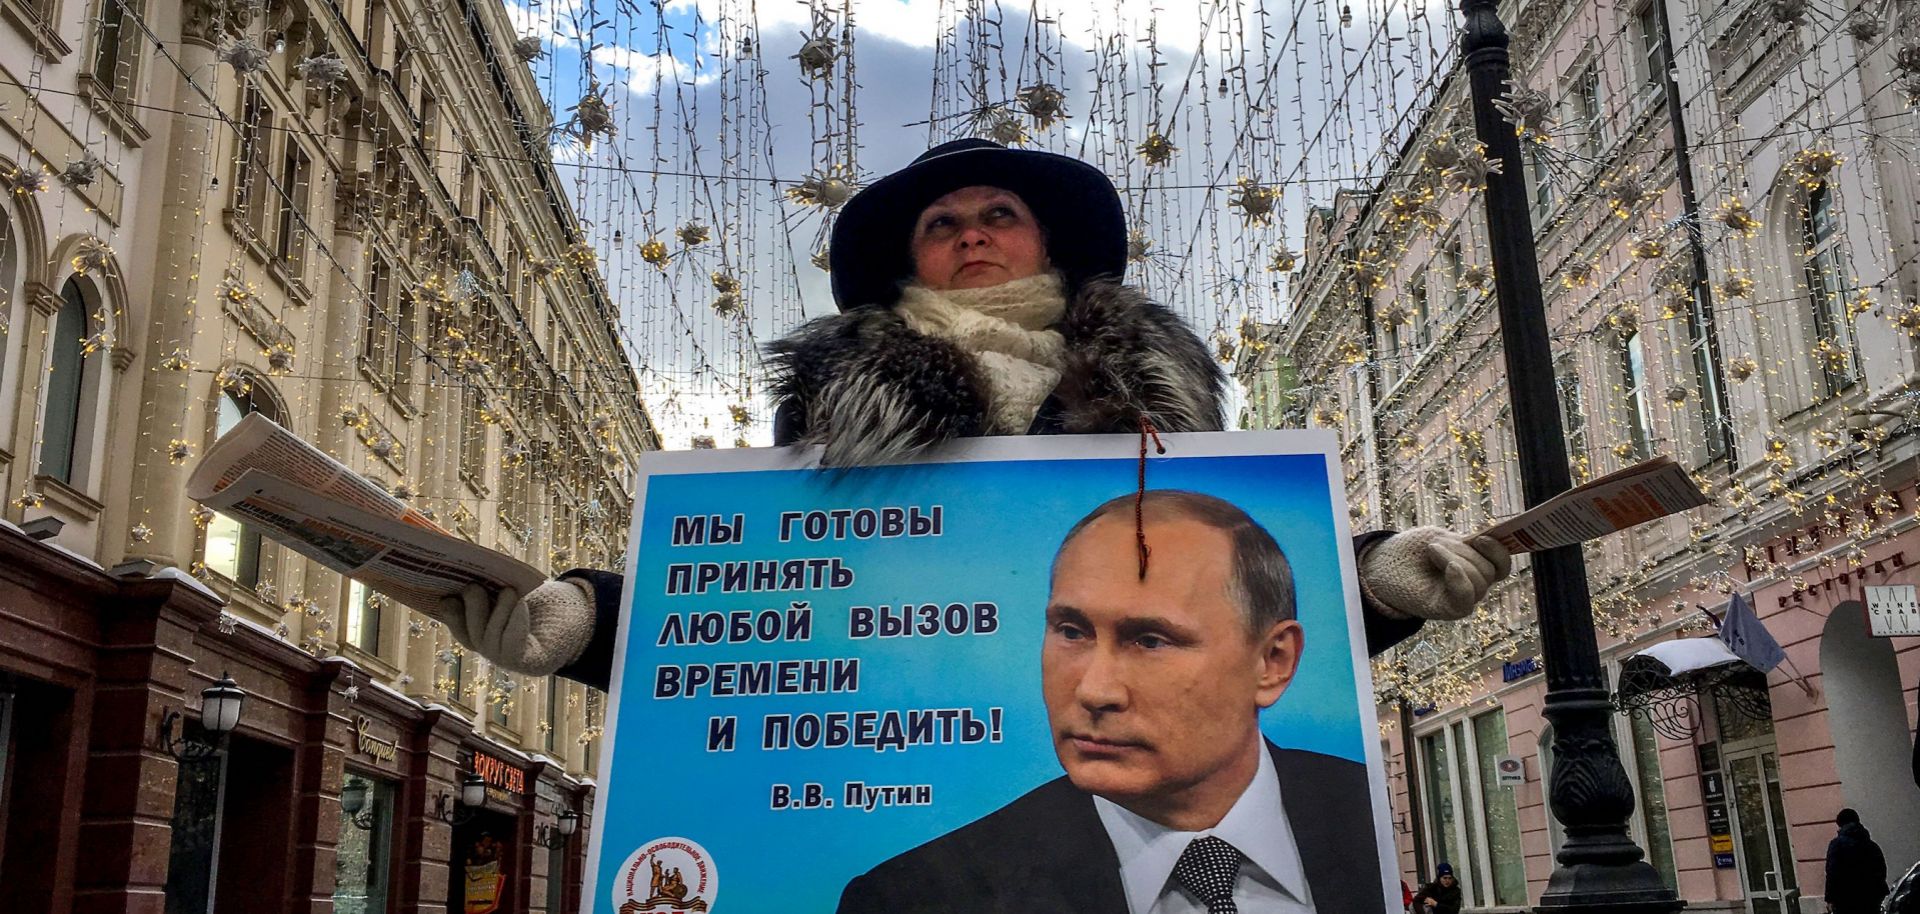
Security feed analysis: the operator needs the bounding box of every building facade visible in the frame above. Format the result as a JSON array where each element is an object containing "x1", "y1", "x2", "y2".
[
  {"x1": 0, "y1": 0, "x2": 655, "y2": 911},
  {"x1": 1265, "y1": 0, "x2": 1920, "y2": 907}
]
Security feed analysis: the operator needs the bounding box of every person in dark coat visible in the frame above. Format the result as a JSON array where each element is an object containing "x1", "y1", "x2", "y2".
[
  {"x1": 1411, "y1": 863, "x2": 1464, "y2": 914},
  {"x1": 1824, "y1": 808, "x2": 1889, "y2": 914},
  {"x1": 439, "y1": 139, "x2": 1513, "y2": 692}
]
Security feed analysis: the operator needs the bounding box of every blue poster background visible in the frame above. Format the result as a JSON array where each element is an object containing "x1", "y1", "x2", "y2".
[{"x1": 588, "y1": 449, "x2": 1371, "y2": 912}]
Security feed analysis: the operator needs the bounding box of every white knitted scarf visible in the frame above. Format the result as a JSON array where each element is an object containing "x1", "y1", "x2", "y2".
[{"x1": 895, "y1": 272, "x2": 1068, "y2": 434}]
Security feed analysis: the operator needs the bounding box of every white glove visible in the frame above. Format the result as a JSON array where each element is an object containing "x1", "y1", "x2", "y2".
[
  {"x1": 1360, "y1": 526, "x2": 1512, "y2": 621},
  {"x1": 438, "y1": 579, "x2": 598, "y2": 675}
]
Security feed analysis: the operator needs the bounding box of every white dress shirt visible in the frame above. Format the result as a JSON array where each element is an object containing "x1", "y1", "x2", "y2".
[{"x1": 1092, "y1": 744, "x2": 1316, "y2": 914}]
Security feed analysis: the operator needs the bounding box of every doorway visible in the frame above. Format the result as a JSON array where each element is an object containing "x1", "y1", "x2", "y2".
[
  {"x1": 1714, "y1": 676, "x2": 1798, "y2": 914},
  {"x1": 450, "y1": 808, "x2": 518, "y2": 914},
  {"x1": 1725, "y1": 746, "x2": 1797, "y2": 914}
]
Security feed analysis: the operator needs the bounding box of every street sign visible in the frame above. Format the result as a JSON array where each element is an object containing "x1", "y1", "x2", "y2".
[
  {"x1": 1495, "y1": 754, "x2": 1525, "y2": 786},
  {"x1": 1865, "y1": 584, "x2": 1920, "y2": 637}
]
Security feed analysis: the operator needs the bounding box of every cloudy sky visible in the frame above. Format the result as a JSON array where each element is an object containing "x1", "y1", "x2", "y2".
[{"x1": 503, "y1": 0, "x2": 1458, "y2": 446}]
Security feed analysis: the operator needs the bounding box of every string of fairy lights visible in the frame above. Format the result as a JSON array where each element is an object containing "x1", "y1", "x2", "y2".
[{"x1": 0, "y1": 0, "x2": 1914, "y2": 724}]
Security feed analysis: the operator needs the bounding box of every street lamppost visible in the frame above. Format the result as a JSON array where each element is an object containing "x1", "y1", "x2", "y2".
[
  {"x1": 434, "y1": 773, "x2": 488, "y2": 826},
  {"x1": 159, "y1": 672, "x2": 247, "y2": 762},
  {"x1": 1457, "y1": 0, "x2": 1685, "y2": 910},
  {"x1": 534, "y1": 808, "x2": 579, "y2": 849}
]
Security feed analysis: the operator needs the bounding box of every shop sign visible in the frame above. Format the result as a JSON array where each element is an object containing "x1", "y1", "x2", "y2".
[
  {"x1": 355, "y1": 717, "x2": 398, "y2": 764},
  {"x1": 1865, "y1": 584, "x2": 1920, "y2": 637},
  {"x1": 1772, "y1": 553, "x2": 1906, "y2": 609},
  {"x1": 1501, "y1": 657, "x2": 1539, "y2": 682},
  {"x1": 472, "y1": 750, "x2": 525, "y2": 794},
  {"x1": 1494, "y1": 754, "x2": 1525, "y2": 786},
  {"x1": 1696, "y1": 743, "x2": 1735, "y2": 868}
]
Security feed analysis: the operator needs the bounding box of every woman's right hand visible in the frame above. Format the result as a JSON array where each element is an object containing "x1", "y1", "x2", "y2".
[{"x1": 437, "y1": 578, "x2": 597, "y2": 675}]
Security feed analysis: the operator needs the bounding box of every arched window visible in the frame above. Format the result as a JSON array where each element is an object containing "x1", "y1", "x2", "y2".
[
  {"x1": 1801, "y1": 183, "x2": 1855, "y2": 397},
  {"x1": 1, "y1": 208, "x2": 17, "y2": 383},
  {"x1": 204, "y1": 384, "x2": 278, "y2": 587},
  {"x1": 38, "y1": 279, "x2": 92, "y2": 484}
]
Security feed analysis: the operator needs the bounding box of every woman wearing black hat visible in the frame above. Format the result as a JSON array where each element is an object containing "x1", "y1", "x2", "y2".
[{"x1": 442, "y1": 140, "x2": 1512, "y2": 690}]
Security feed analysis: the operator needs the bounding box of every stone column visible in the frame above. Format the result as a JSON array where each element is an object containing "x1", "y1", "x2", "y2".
[
  {"x1": 74, "y1": 577, "x2": 223, "y2": 914},
  {"x1": 290, "y1": 659, "x2": 355, "y2": 910},
  {"x1": 119, "y1": 2, "x2": 233, "y2": 570}
]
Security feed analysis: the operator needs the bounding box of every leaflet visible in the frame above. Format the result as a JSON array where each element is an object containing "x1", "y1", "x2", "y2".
[
  {"x1": 186, "y1": 413, "x2": 544, "y2": 611},
  {"x1": 1479, "y1": 455, "x2": 1711, "y2": 553}
]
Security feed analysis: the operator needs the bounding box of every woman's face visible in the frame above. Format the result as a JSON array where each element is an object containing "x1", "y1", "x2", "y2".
[{"x1": 910, "y1": 185, "x2": 1050, "y2": 291}]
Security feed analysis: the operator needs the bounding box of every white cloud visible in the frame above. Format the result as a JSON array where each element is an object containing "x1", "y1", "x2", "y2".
[
  {"x1": 591, "y1": 45, "x2": 721, "y2": 95},
  {"x1": 504, "y1": 0, "x2": 590, "y2": 47},
  {"x1": 658, "y1": 0, "x2": 1219, "y2": 54}
]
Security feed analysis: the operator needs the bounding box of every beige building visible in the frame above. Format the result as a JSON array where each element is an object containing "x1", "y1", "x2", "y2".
[
  {"x1": 0, "y1": 0, "x2": 654, "y2": 910},
  {"x1": 1271, "y1": 0, "x2": 1920, "y2": 908}
]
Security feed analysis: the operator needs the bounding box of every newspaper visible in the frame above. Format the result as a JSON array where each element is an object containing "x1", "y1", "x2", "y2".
[
  {"x1": 186, "y1": 413, "x2": 545, "y2": 612},
  {"x1": 1478, "y1": 455, "x2": 1711, "y2": 553}
]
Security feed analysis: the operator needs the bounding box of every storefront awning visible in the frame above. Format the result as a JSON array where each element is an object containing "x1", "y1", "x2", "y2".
[{"x1": 1614, "y1": 637, "x2": 1770, "y2": 739}]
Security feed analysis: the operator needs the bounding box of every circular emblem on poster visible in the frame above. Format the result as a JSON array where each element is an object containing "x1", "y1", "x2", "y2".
[{"x1": 615, "y1": 837, "x2": 716, "y2": 913}]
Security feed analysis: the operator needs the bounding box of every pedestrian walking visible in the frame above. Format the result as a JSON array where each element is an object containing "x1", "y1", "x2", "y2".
[
  {"x1": 1826, "y1": 808, "x2": 1889, "y2": 914},
  {"x1": 1411, "y1": 863, "x2": 1464, "y2": 914}
]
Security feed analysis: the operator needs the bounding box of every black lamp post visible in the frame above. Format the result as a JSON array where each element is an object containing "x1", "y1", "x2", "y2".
[
  {"x1": 434, "y1": 773, "x2": 487, "y2": 826},
  {"x1": 534, "y1": 808, "x2": 579, "y2": 848},
  {"x1": 1457, "y1": 0, "x2": 1685, "y2": 910},
  {"x1": 160, "y1": 672, "x2": 247, "y2": 762}
]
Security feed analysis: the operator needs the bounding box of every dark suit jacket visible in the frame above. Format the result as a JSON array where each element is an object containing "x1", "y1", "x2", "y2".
[{"x1": 835, "y1": 741, "x2": 1388, "y2": 914}]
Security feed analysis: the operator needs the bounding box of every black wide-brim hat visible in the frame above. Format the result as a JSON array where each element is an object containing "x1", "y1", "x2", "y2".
[{"x1": 828, "y1": 138, "x2": 1128, "y2": 311}]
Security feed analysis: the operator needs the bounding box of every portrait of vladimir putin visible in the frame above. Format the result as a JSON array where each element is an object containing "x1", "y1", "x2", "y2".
[{"x1": 836, "y1": 490, "x2": 1389, "y2": 914}]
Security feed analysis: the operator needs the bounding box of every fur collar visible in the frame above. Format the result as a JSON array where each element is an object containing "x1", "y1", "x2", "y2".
[{"x1": 768, "y1": 278, "x2": 1226, "y2": 466}]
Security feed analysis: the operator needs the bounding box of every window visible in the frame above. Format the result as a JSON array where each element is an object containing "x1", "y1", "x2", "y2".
[
  {"x1": 1472, "y1": 711, "x2": 1526, "y2": 904},
  {"x1": 445, "y1": 646, "x2": 466, "y2": 703},
  {"x1": 500, "y1": 434, "x2": 530, "y2": 540},
  {"x1": 1439, "y1": 237, "x2": 1467, "y2": 310},
  {"x1": 461, "y1": 385, "x2": 488, "y2": 488},
  {"x1": 1558, "y1": 361, "x2": 1591, "y2": 481},
  {"x1": 92, "y1": 0, "x2": 139, "y2": 101},
  {"x1": 1382, "y1": 319, "x2": 1403, "y2": 388},
  {"x1": 1419, "y1": 710, "x2": 1526, "y2": 907},
  {"x1": 545, "y1": 676, "x2": 560, "y2": 752},
  {"x1": 1529, "y1": 144, "x2": 1556, "y2": 218},
  {"x1": 39, "y1": 279, "x2": 91, "y2": 484},
  {"x1": 361, "y1": 0, "x2": 388, "y2": 67},
  {"x1": 273, "y1": 142, "x2": 313, "y2": 279},
  {"x1": 344, "y1": 580, "x2": 382, "y2": 655},
  {"x1": 359, "y1": 257, "x2": 414, "y2": 394},
  {"x1": 234, "y1": 84, "x2": 273, "y2": 235},
  {"x1": 1625, "y1": 707, "x2": 1678, "y2": 890},
  {"x1": 1633, "y1": 3, "x2": 1668, "y2": 96},
  {"x1": 1801, "y1": 184, "x2": 1856, "y2": 397},
  {"x1": 1412, "y1": 279, "x2": 1432, "y2": 348},
  {"x1": 1620, "y1": 330, "x2": 1654, "y2": 457},
  {"x1": 1566, "y1": 61, "x2": 1603, "y2": 158},
  {"x1": 547, "y1": 842, "x2": 568, "y2": 912},
  {"x1": 205, "y1": 388, "x2": 271, "y2": 586},
  {"x1": 333, "y1": 774, "x2": 394, "y2": 914}
]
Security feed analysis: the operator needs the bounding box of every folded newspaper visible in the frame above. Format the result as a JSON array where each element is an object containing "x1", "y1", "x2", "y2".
[
  {"x1": 185, "y1": 413, "x2": 545, "y2": 612},
  {"x1": 1478, "y1": 455, "x2": 1711, "y2": 553}
]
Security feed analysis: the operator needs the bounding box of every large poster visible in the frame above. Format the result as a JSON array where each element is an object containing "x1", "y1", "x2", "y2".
[{"x1": 584, "y1": 432, "x2": 1397, "y2": 912}]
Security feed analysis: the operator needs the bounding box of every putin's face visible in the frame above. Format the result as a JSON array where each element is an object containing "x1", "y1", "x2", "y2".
[{"x1": 1042, "y1": 514, "x2": 1303, "y2": 830}]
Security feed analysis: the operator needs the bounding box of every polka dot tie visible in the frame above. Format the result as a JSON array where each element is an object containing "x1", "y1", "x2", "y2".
[{"x1": 1173, "y1": 835, "x2": 1245, "y2": 914}]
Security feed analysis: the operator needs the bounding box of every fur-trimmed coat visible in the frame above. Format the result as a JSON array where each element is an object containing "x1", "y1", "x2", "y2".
[
  {"x1": 552, "y1": 277, "x2": 1422, "y2": 692},
  {"x1": 768, "y1": 278, "x2": 1226, "y2": 465}
]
